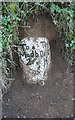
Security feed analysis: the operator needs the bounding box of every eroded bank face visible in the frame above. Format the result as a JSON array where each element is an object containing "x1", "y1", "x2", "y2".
[{"x1": 18, "y1": 37, "x2": 51, "y2": 86}]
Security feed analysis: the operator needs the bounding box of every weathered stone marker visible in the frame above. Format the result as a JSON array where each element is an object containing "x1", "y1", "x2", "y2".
[{"x1": 18, "y1": 37, "x2": 51, "y2": 86}]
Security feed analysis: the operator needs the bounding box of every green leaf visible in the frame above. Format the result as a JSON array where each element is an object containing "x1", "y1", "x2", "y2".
[
  {"x1": 66, "y1": 16, "x2": 70, "y2": 20},
  {"x1": 8, "y1": 24, "x2": 11, "y2": 29},
  {"x1": 50, "y1": 3, "x2": 55, "y2": 13},
  {"x1": 7, "y1": 16, "x2": 10, "y2": 21},
  {"x1": 65, "y1": 44, "x2": 69, "y2": 47},
  {"x1": 35, "y1": 3, "x2": 44, "y2": 7},
  {"x1": 70, "y1": 43, "x2": 73, "y2": 47},
  {"x1": 71, "y1": 40, "x2": 75, "y2": 44},
  {"x1": 16, "y1": 17, "x2": 21, "y2": 21},
  {"x1": 69, "y1": 60, "x2": 72, "y2": 63}
]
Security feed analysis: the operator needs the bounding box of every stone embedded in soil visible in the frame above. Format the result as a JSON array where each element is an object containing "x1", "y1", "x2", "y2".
[{"x1": 18, "y1": 37, "x2": 51, "y2": 85}]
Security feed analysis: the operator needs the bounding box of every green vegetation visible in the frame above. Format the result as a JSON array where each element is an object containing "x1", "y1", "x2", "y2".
[
  {"x1": 0, "y1": 2, "x2": 74, "y2": 88},
  {"x1": 50, "y1": 2, "x2": 74, "y2": 66}
]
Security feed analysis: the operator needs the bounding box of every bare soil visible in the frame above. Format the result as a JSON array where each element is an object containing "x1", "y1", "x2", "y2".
[{"x1": 2, "y1": 12, "x2": 73, "y2": 118}]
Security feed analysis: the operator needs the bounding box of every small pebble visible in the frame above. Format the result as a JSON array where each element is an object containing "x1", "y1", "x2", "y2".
[
  {"x1": 23, "y1": 116, "x2": 26, "y2": 118},
  {"x1": 17, "y1": 116, "x2": 20, "y2": 118},
  {"x1": 56, "y1": 82, "x2": 58, "y2": 85},
  {"x1": 51, "y1": 102, "x2": 53, "y2": 105},
  {"x1": 61, "y1": 90, "x2": 62, "y2": 93},
  {"x1": 46, "y1": 113, "x2": 48, "y2": 116},
  {"x1": 8, "y1": 99, "x2": 10, "y2": 102},
  {"x1": 72, "y1": 98, "x2": 75, "y2": 100},
  {"x1": 32, "y1": 93, "x2": 35, "y2": 97},
  {"x1": 39, "y1": 81, "x2": 45, "y2": 86},
  {"x1": 6, "y1": 103, "x2": 8, "y2": 106},
  {"x1": 39, "y1": 95, "x2": 42, "y2": 99},
  {"x1": 4, "y1": 116, "x2": 6, "y2": 118}
]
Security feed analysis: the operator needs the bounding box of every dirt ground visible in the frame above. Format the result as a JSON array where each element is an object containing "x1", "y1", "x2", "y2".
[{"x1": 2, "y1": 12, "x2": 73, "y2": 118}]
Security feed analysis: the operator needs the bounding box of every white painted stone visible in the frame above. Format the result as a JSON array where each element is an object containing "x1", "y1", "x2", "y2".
[{"x1": 18, "y1": 37, "x2": 51, "y2": 85}]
